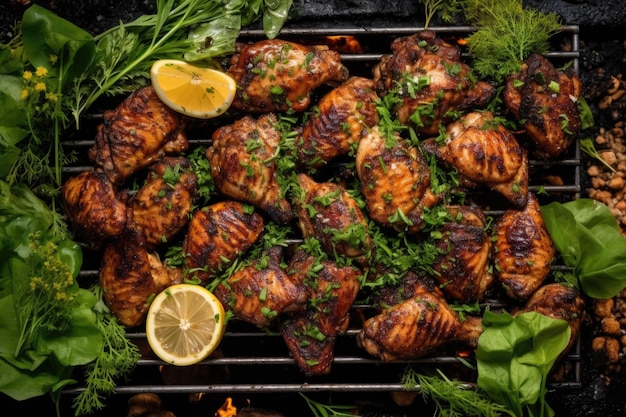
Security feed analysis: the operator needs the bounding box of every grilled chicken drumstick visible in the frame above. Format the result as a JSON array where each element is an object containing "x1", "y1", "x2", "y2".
[{"x1": 227, "y1": 39, "x2": 349, "y2": 113}]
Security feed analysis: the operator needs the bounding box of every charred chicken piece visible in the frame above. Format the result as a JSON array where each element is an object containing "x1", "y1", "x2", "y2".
[
  {"x1": 214, "y1": 247, "x2": 308, "y2": 329},
  {"x1": 504, "y1": 53, "x2": 582, "y2": 159},
  {"x1": 61, "y1": 169, "x2": 128, "y2": 250},
  {"x1": 431, "y1": 205, "x2": 494, "y2": 304},
  {"x1": 280, "y1": 250, "x2": 362, "y2": 375},
  {"x1": 356, "y1": 126, "x2": 440, "y2": 233},
  {"x1": 514, "y1": 283, "x2": 585, "y2": 357},
  {"x1": 422, "y1": 111, "x2": 529, "y2": 208},
  {"x1": 207, "y1": 113, "x2": 293, "y2": 224},
  {"x1": 373, "y1": 30, "x2": 495, "y2": 135},
  {"x1": 182, "y1": 201, "x2": 264, "y2": 282},
  {"x1": 297, "y1": 76, "x2": 380, "y2": 169},
  {"x1": 227, "y1": 39, "x2": 349, "y2": 113},
  {"x1": 130, "y1": 156, "x2": 197, "y2": 249},
  {"x1": 295, "y1": 173, "x2": 373, "y2": 260},
  {"x1": 89, "y1": 86, "x2": 188, "y2": 185},
  {"x1": 493, "y1": 192, "x2": 556, "y2": 301},
  {"x1": 357, "y1": 284, "x2": 483, "y2": 361},
  {"x1": 100, "y1": 227, "x2": 183, "y2": 328}
]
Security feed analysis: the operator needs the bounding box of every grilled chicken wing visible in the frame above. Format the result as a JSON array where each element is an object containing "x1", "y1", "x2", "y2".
[
  {"x1": 280, "y1": 250, "x2": 362, "y2": 375},
  {"x1": 89, "y1": 86, "x2": 188, "y2": 185},
  {"x1": 356, "y1": 126, "x2": 440, "y2": 233},
  {"x1": 493, "y1": 192, "x2": 556, "y2": 301},
  {"x1": 504, "y1": 53, "x2": 582, "y2": 159},
  {"x1": 182, "y1": 201, "x2": 264, "y2": 282},
  {"x1": 357, "y1": 284, "x2": 483, "y2": 361},
  {"x1": 431, "y1": 205, "x2": 494, "y2": 303},
  {"x1": 214, "y1": 247, "x2": 308, "y2": 328},
  {"x1": 100, "y1": 227, "x2": 183, "y2": 327},
  {"x1": 373, "y1": 30, "x2": 495, "y2": 135},
  {"x1": 297, "y1": 76, "x2": 380, "y2": 169},
  {"x1": 130, "y1": 156, "x2": 197, "y2": 248},
  {"x1": 207, "y1": 113, "x2": 293, "y2": 224},
  {"x1": 295, "y1": 173, "x2": 373, "y2": 259},
  {"x1": 227, "y1": 39, "x2": 349, "y2": 113},
  {"x1": 61, "y1": 169, "x2": 128, "y2": 250},
  {"x1": 422, "y1": 111, "x2": 529, "y2": 207}
]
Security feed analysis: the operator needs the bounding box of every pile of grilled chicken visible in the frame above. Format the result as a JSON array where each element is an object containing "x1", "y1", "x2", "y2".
[{"x1": 62, "y1": 30, "x2": 585, "y2": 376}]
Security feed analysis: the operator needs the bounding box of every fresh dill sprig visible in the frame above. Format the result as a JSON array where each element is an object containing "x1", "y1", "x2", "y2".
[{"x1": 299, "y1": 393, "x2": 356, "y2": 417}]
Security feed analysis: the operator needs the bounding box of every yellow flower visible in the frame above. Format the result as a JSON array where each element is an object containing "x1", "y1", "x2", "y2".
[
  {"x1": 49, "y1": 54, "x2": 58, "y2": 65},
  {"x1": 23, "y1": 70, "x2": 33, "y2": 81},
  {"x1": 21, "y1": 89, "x2": 29, "y2": 100},
  {"x1": 46, "y1": 92, "x2": 58, "y2": 102},
  {"x1": 35, "y1": 82, "x2": 46, "y2": 92},
  {"x1": 35, "y1": 66, "x2": 48, "y2": 77}
]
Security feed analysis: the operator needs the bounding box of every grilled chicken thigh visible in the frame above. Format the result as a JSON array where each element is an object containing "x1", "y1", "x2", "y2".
[
  {"x1": 295, "y1": 173, "x2": 373, "y2": 259},
  {"x1": 422, "y1": 111, "x2": 529, "y2": 207},
  {"x1": 297, "y1": 76, "x2": 380, "y2": 169},
  {"x1": 100, "y1": 227, "x2": 183, "y2": 328},
  {"x1": 504, "y1": 53, "x2": 582, "y2": 159},
  {"x1": 61, "y1": 169, "x2": 128, "y2": 250},
  {"x1": 227, "y1": 39, "x2": 349, "y2": 113},
  {"x1": 356, "y1": 126, "x2": 440, "y2": 233},
  {"x1": 89, "y1": 86, "x2": 188, "y2": 185},
  {"x1": 431, "y1": 205, "x2": 494, "y2": 303},
  {"x1": 373, "y1": 30, "x2": 495, "y2": 135},
  {"x1": 182, "y1": 201, "x2": 264, "y2": 282},
  {"x1": 357, "y1": 284, "x2": 483, "y2": 361},
  {"x1": 214, "y1": 247, "x2": 308, "y2": 328},
  {"x1": 207, "y1": 113, "x2": 294, "y2": 224},
  {"x1": 280, "y1": 250, "x2": 362, "y2": 375},
  {"x1": 493, "y1": 192, "x2": 556, "y2": 301},
  {"x1": 130, "y1": 156, "x2": 197, "y2": 248}
]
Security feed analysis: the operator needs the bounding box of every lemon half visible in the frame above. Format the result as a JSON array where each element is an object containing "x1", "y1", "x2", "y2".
[
  {"x1": 145, "y1": 283, "x2": 226, "y2": 366},
  {"x1": 150, "y1": 59, "x2": 236, "y2": 119}
]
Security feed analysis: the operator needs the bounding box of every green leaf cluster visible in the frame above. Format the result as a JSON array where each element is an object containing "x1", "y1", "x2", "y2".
[{"x1": 540, "y1": 199, "x2": 626, "y2": 299}]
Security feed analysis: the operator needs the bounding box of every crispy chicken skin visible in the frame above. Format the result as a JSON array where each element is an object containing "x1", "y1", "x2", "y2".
[
  {"x1": 357, "y1": 284, "x2": 483, "y2": 361},
  {"x1": 280, "y1": 250, "x2": 362, "y2": 375},
  {"x1": 504, "y1": 53, "x2": 582, "y2": 159},
  {"x1": 89, "y1": 86, "x2": 188, "y2": 185},
  {"x1": 431, "y1": 205, "x2": 494, "y2": 303},
  {"x1": 130, "y1": 156, "x2": 198, "y2": 248},
  {"x1": 297, "y1": 76, "x2": 380, "y2": 169},
  {"x1": 373, "y1": 30, "x2": 495, "y2": 135},
  {"x1": 100, "y1": 227, "x2": 183, "y2": 328},
  {"x1": 356, "y1": 126, "x2": 440, "y2": 233},
  {"x1": 214, "y1": 247, "x2": 309, "y2": 329},
  {"x1": 422, "y1": 111, "x2": 529, "y2": 207},
  {"x1": 227, "y1": 39, "x2": 349, "y2": 113},
  {"x1": 493, "y1": 192, "x2": 556, "y2": 301},
  {"x1": 61, "y1": 169, "x2": 128, "y2": 250},
  {"x1": 182, "y1": 201, "x2": 264, "y2": 282},
  {"x1": 207, "y1": 113, "x2": 293, "y2": 224},
  {"x1": 295, "y1": 173, "x2": 373, "y2": 259}
]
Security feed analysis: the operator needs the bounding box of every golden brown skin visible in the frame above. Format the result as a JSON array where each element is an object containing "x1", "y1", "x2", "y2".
[
  {"x1": 504, "y1": 53, "x2": 582, "y2": 159},
  {"x1": 356, "y1": 126, "x2": 440, "y2": 233},
  {"x1": 431, "y1": 205, "x2": 494, "y2": 304},
  {"x1": 295, "y1": 173, "x2": 373, "y2": 259},
  {"x1": 100, "y1": 227, "x2": 183, "y2": 328},
  {"x1": 227, "y1": 39, "x2": 349, "y2": 113},
  {"x1": 214, "y1": 247, "x2": 308, "y2": 329},
  {"x1": 297, "y1": 76, "x2": 380, "y2": 169},
  {"x1": 130, "y1": 156, "x2": 197, "y2": 249},
  {"x1": 61, "y1": 169, "x2": 128, "y2": 250},
  {"x1": 357, "y1": 284, "x2": 483, "y2": 361},
  {"x1": 373, "y1": 30, "x2": 495, "y2": 136},
  {"x1": 89, "y1": 86, "x2": 188, "y2": 185},
  {"x1": 182, "y1": 201, "x2": 264, "y2": 282},
  {"x1": 207, "y1": 113, "x2": 293, "y2": 224},
  {"x1": 280, "y1": 250, "x2": 362, "y2": 375},
  {"x1": 422, "y1": 111, "x2": 529, "y2": 208},
  {"x1": 493, "y1": 192, "x2": 556, "y2": 301}
]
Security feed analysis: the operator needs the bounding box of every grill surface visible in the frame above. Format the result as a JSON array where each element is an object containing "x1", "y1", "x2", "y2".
[{"x1": 61, "y1": 25, "x2": 583, "y2": 415}]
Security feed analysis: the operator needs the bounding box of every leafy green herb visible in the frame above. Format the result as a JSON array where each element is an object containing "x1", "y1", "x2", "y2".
[
  {"x1": 580, "y1": 137, "x2": 616, "y2": 173},
  {"x1": 540, "y1": 199, "x2": 626, "y2": 298},
  {"x1": 299, "y1": 393, "x2": 356, "y2": 417},
  {"x1": 416, "y1": 0, "x2": 463, "y2": 29},
  {"x1": 476, "y1": 310, "x2": 571, "y2": 417}
]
